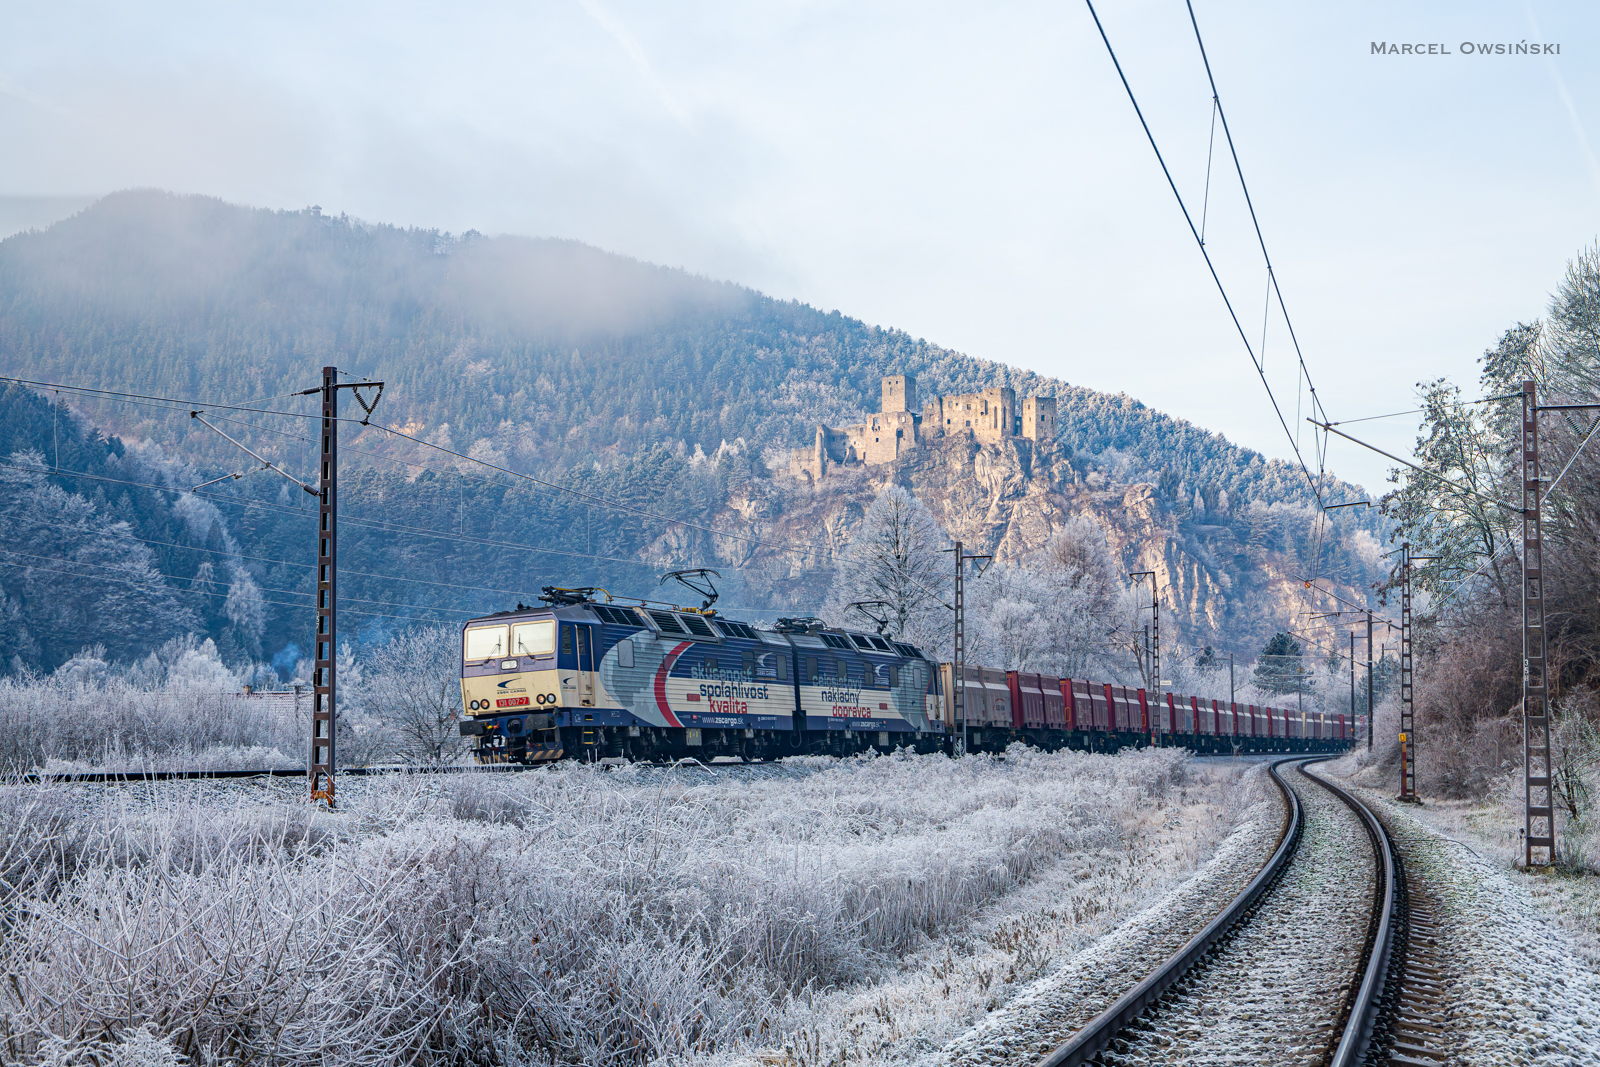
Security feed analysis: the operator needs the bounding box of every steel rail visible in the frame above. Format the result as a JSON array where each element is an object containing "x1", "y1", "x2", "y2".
[
  {"x1": 7, "y1": 758, "x2": 781, "y2": 785},
  {"x1": 1035, "y1": 758, "x2": 1305, "y2": 1067},
  {"x1": 1299, "y1": 758, "x2": 1399, "y2": 1067}
]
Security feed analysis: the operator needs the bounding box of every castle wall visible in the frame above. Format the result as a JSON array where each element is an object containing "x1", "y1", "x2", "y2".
[
  {"x1": 788, "y1": 376, "x2": 1052, "y2": 482},
  {"x1": 930, "y1": 387, "x2": 1016, "y2": 443}
]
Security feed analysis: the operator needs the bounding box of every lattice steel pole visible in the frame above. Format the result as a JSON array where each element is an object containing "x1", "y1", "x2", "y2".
[
  {"x1": 1398, "y1": 542, "x2": 1416, "y2": 799},
  {"x1": 953, "y1": 540, "x2": 966, "y2": 757},
  {"x1": 1522, "y1": 380, "x2": 1554, "y2": 866},
  {"x1": 309, "y1": 366, "x2": 338, "y2": 805},
  {"x1": 1349, "y1": 631, "x2": 1356, "y2": 742},
  {"x1": 1366, "y1": 610, "x2": 1374, "y2": 751},
  {"x1": 1151, "y1": 587, "x2": 1160, "y2": 744},
  {"x1": 1128, "y1": 570, "x2": 1158, "y2": 744}
]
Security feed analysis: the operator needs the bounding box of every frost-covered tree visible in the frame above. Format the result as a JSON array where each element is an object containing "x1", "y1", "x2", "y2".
[
  {"x1": 0, "y1": 452, "x2": 199, "y2": 670},
  {"x1": 825, "y1": 485, "x2": 951, "y2": 650},
  {"x1": 969, "y1": 515, "x2": 1130, "y2": 678},
  {"x1": 362, "y1": 625, "x2": 466, "y2": 765}
]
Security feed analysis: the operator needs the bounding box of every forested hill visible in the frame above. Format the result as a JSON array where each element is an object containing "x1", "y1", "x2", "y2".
[
  {"x1": 0, "y1": 190, "x2": 1385, "y2": 673},
  {"x1": 0, "y1": 189, "x2": 1360, "y2": 509}
]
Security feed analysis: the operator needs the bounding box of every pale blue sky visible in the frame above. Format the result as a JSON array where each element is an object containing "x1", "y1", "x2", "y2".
[{"x1": 2, "y1": 0, "x2": 1597, "y2": 492}]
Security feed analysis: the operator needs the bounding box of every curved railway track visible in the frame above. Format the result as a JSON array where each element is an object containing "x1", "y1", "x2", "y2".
[{"x1": 1034, "y1": 757, "x2": 1401, "y2": 1067}]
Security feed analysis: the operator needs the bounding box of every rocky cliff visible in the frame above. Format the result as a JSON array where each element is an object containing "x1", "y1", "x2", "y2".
[{"x1": 710, "y1": 432, "x2": 1382, "y2": 662}]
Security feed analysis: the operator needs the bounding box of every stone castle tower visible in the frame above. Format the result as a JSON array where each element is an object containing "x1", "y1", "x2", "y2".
[{"x1": 789, "y1": 374, "x2": 1056, "y2": 483}]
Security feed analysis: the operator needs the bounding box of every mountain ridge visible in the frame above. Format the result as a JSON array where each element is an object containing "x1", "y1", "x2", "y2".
[{"x1": 0, "y1": 189, "x2": 1387, "y2": 673}]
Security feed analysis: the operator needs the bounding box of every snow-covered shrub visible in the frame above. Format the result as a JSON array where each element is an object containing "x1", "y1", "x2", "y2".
[{"x1": 0, "y1": 747, "x2": 1195, "y2": 1066}]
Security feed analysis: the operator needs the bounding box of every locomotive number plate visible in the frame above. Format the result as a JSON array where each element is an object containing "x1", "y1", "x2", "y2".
[{"x1": 497, "y1": 696, "x2": 530, "y2": 708}]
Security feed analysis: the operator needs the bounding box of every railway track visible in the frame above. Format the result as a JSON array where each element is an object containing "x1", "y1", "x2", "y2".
[
  {"x1": 1034, "y1": 757, "x2": 1401, "y2": 1067},
  {"x1": 7, "y1": 755, "x2": 797, "y2": 786}
]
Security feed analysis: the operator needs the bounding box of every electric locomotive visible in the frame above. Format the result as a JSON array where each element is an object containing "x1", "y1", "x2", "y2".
[{"x1": 457, "y1": 580, "x2": 946, "y2": 764}]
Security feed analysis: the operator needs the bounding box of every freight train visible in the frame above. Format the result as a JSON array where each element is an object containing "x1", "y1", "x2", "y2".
[{"x1": 457, "y1": 587, "x2": 1352, "y2": 764}]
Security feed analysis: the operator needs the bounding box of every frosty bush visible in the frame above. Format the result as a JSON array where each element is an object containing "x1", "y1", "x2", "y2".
[
  {"x1": 0, "y1": 746, "x2": 1193, "y2": 1066},
  {"x1": 0, "y1": 639, "x2": 300, "y2": 773}
]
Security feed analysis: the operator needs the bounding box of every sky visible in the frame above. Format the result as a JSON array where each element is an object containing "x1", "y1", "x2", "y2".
[{"x1": 2, "y1": 0, "x2": 1598, "y2": 493}]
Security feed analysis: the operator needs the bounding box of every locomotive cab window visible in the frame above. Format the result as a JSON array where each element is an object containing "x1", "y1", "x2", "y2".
[
  {"x1": 512, "y1": 620, "x2": 555, "y2": 657},
  {"x1": 464, "y1": 625, "x2": 508, "y2": 660},
  {"x1": 561, "y1": 625, "x2": 573, "y2": 656}
]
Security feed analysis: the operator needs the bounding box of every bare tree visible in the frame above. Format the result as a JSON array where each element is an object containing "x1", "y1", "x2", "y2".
[
  {"x1": 825, "y1": 485, "x2": 951, "y2": 650},
  {"x1": 362, "y1": 625, "x2": 466, "y2": 766}
]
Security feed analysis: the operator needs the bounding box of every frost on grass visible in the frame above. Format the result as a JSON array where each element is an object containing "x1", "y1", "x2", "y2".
[{"x1": 0, "y1": 747, "x2": 1216, "y2": 1066}]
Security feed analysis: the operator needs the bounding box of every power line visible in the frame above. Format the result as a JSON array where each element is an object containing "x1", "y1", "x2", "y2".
[
  {"x1": 12, "y1": 512, "x2": 550, "y2": 599},
  {"x1": 0, "y1": 459, "x2": 858, "y2": 615},
  {"x1": 1081, "y1": 0, "x2": 1325, "y2": 509},
  {"x1": 1184, "y1": 0, "x2": 1328, "y2": 431},
  {"x1": 3, "y1": 372, "x2": 870, "y2": 567},
  {"x1": 0, "y1": 558, "x2": 467, "y2": 625},
  {"x1": 0, "y1": 545, "x2": 483, "y2": 616}
]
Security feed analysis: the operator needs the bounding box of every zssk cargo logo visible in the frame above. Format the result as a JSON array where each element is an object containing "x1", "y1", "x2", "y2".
[{"x1": 495, "y1": 678, "x2": 526, "y2": 695}]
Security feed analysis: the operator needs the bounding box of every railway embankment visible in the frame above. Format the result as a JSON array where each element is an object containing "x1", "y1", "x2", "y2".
[{"x1": 1319, "y1": 767, "x2": 1600, "y2": 1067}]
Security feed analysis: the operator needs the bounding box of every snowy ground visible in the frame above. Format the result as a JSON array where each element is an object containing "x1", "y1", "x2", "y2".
[
  {"x1": 1325, "y1": 749, "x2": 1600, "y2": 971},
  {"x1": 1320, "y1": 760, "x2": 1600, "y2": 1067},
  {"x1": 716, "y1": 757, "x2": 1282, "y2": 1067},
  {"x1": 1094, "y1": 762, "x2": 1374, "y2": 1067},
  {"x1": 0, "y1": 746, "x2": 1269, "y2": 1067}
]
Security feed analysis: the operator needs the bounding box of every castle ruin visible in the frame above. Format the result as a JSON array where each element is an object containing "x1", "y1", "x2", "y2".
[{"x1": 789, "y1": 374, "x2": 1056, "y2": 483}]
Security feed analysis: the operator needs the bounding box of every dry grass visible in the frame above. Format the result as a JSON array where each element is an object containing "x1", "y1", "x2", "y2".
[{"x1": 0, "y1": 746, "x2": 1202, "y2": 1067}]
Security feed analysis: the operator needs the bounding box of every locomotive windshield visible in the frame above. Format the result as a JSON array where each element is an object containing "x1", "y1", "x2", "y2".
[
  {"x1": 463, "y1": 624, "x2": 508, "y2": 659},
  {"x1": 512, "y1": 620, "x2": 555, "y2": 657}
]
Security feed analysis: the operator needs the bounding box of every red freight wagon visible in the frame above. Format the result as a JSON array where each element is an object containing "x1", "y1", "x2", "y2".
[
  {"x1": 1109, "y1": 685, "x2": 1137, "y2": 732},
  {"x1": 1006, "y1": 671, "x2": 1048, "y2": 729},
  {"x1": 1069, "y1": 679, "x2": 1107, "y2": 731},
  {"x1": 1040, "y1": 677, "x2": 1066, "y2": 728}
]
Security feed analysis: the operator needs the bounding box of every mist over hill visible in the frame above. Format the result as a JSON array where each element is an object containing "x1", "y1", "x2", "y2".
[{"x1": 0, "y1": 190, "x2": 1386, "y2": 673}]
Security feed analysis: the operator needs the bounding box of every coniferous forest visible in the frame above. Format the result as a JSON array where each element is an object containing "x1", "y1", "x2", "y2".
[{"x1": 0, "y1": 190, "x2": 1380, "y2": 673}]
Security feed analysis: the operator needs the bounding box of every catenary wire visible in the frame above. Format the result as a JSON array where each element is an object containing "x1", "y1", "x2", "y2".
[
  {"x1": 0, "y1": 545, "x2": 483, "y2": 616},
  {"x1": 5, "y1": 376, "x2": 968, "y2": 616},
  {"x1": 3, "y1": 373, "x2": 880, "y2": 569},
  {"x1": 1081, "y1": 0, "x2": 1325, "y2": 508},
  {"x1": 11, "y1": 514, "x2": 551, "y2": 599},
  {"x1": 0, "y1": 460, "x2": 855, "y2": 616},
  {"x1": 0, "y1": 558, "x2": 470, "y2": 625}
]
